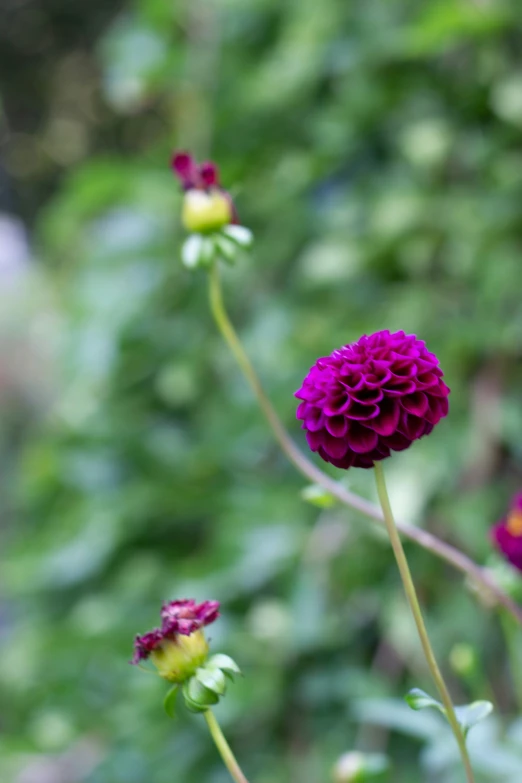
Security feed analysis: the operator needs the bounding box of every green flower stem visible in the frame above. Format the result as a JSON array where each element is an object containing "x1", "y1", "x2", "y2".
[
  {"x1": 500, "y1": 609, "x2": 522, "y2": 711},
  {"x1": 373, "y1": 461, "x2": 475, "y2": 783},
  {"x1": 204, "y1": 709, "x2": 250, "y2": 783},
  {"x1": 206, "y1": 261, "x2": 522, "y2": 627}
]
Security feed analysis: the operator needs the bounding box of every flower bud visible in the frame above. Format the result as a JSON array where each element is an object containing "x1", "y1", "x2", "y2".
[
  {"x1": 182, "y1": 189, "x2": 233, "y2": 234},
  {"x1": 132, "y1": 599, "x2": 219, "y2": 682},
  {"x1": 332, "y1": 752, "x2": 390, "y2": 783},
  {"x1": 132, "y1": 599, "x2": 241, "y2": 716},
  {"x1": 150, "y1": 629, "x2": 209, "y2": 683}
]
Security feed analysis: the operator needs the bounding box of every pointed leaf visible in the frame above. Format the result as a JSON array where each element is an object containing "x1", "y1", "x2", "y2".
[
  {"x1": 163, "y1": 685, "x2": 178, "y2": 719},
  {"x1": 405, "y1": 688, "x2": 445, "y2": 716},
  {"x1": 454, "y1": 701, "x2": 493, "y2": 737},
  {"x1": 195, "y1": 666, "x2": 227, "y2": 696}
]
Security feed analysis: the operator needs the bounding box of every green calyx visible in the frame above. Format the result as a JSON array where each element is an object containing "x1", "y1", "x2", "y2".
[
  {"x1": 181, "y1": 225, "x2": 253, "y2": 270},
  {"x1": 164, "y1": 653, "x2": 242, "y2": 716}
]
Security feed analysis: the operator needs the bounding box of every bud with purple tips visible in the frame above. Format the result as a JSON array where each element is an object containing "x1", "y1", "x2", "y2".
[
  {"x1": 132, "y1": 598, "x2": 240, "y2": 714},
  {"x1": 171, "y1": 151, "x2": 253, "y2": 269}
]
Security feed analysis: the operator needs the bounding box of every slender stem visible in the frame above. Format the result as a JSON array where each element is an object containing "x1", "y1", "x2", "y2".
[
  {"x1": 207, "y1": 262, "x2": 522, "y2": 627},
  {"x1": 500, "y1": 610, "x2": 522, "y2": 711},
  {"x1": 204, "y1": 709, "x2": 250, "y2": 783},
  {"x1": 374, "y1": 462, "x2": 475, "y2": 783}
]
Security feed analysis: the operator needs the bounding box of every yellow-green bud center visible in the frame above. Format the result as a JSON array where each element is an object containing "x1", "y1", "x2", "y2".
[
  {"x1": 150, "y1": 630, "x2": 209, "y2": 683},
  {"x1": 182, "y1": 189, "x2": 232, "y2": 233}
]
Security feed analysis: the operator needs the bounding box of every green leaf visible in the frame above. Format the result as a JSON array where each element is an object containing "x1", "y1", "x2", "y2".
[
  {"x1": 405, "y1": 689, "x2": 493, "y2": 738},
  {"x1": 301, "y1": 483, "x2": 336, "y2": 508},
  {"x1": 206, "y1": 654, "x2": 242, "y2": 679},
  {"x1": 454, "y1": 701, "x2": 494, "y2": 737},
  {"x1": 405, "y1": 688, "x2": 445, "y2": 715},
  {"x1": 163, "y1": 685, "x2": 178, "y2": 718},
  {"x1": 195, "y1": 666, "x2": 227, "y2": 696}
]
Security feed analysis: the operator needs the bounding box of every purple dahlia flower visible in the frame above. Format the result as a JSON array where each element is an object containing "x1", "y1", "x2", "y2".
[
  {"x1": 295, "y1": 330, "x2": 450, "y2": 469},
  {"x1": 491, "y1": 494, "x2": 522, "y2": 572}
]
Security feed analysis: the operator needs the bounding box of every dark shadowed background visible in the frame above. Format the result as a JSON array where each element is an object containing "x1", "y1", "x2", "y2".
[{"x1": 1, "y1": 1, "x2": 522, "y2": 781}]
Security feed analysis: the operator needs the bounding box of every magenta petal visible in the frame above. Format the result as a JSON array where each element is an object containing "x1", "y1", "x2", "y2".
[
  {"x1": 200, "y1": 161, "x2": 220, "y2": 187},
  {"x1": 401, "y1": 392, "x2": 428, "y2": 417},
  {"x1": 306, "y1": 430, "x2": 324, "y2": 452},
  {"x1": 171, "y1": 151, "x2": 198, "y2": 188},
  {"x1": 325, "y1": 415, "x2": 348, "y2": 437},
  {"x1": 347, "y1": 424, "x2": 378, "y2": 454},
  {"x1": 323, "y1": 394, "x2": 351, "y2": 416},
  {"x1": 371, "y1": 399, "x2": 400, "y2": 436},
  {"x1": 346, "y1": 402, "x2": 380, "y2": 421},
  {"x1": 296, "y1": 401, "x2": 307, "y2": 420},
  {"x1": 399, "y1": 413, "x2": 426, "y2": 440},
  {"x1": 304, "y1": 407, "x2": 325, "y2": 432},
  {"x1": 321, "y1": 433, "x2": 349, "y2": 459}
]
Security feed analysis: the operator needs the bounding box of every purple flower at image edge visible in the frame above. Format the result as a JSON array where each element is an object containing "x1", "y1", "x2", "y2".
[{"x1": 491, "y1": 494, "x2": 522, "y2": 572}]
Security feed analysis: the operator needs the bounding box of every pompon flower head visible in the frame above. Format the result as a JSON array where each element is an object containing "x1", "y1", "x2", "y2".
[
  {"x1": 172, "y1": 151, "x2": 237, "y2": 233},
  {"x1": 133, "y1": 598, "x2": 220, "y2": 682},
  {"x1": 295, "y1": 330, "x2": 450, "y2": 469},
  {"x1": 491, "y1": 494, "x2": 522, "y2": 572}
]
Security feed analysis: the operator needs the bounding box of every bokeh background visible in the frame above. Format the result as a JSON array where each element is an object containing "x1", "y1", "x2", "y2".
[{"x1": 2, "y1": 1, "x2": 522, "y2": 781}]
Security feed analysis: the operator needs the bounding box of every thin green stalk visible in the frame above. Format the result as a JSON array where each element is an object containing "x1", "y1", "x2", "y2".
[
  {"x1": 374, "y1": 461, "x2": 475, "y2": 783},
  {"x1": 204, "y1": 709, "x2": 250, "y2": 783},
  {"x1": 206, "y1": 262, "x2": 522, "y2": 627},
  {"x1": 500, "y1": 610, "x2": 522, "y2": 711}
]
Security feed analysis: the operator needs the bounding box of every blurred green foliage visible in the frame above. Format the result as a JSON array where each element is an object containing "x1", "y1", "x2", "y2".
[{"x1": 2, "y1": 0, "x2": 522, "y2": 781}]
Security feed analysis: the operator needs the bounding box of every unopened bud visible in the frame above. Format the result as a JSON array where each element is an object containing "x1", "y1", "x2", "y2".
[
  {"x1": 182, "y1": 189, "x2": 233, "y2": 233},
  {"x1": 150, "y1": 630, "x2": 209, "y2": 683}
]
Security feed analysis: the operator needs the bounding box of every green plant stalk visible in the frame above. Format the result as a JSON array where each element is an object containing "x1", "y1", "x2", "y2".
[
  {"x1": 373, "y1": 461, "x2": 475, "y2": 783},
  {"x1": 204, "y1": 709, "x2": 250, "y2": 783},
  {"x1": 500, "y1": 609, "x2": 522, "y2": 711},
  {"x1": 206, "y1": 261, "x2": 522, "y2": 627}
]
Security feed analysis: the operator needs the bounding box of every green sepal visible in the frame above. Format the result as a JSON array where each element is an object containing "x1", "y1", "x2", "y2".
[
  {"x1": 222, "y1": 225, "x2": 253, "y2": 247},
  {"x1": 195, "y1": 666, "x2": 227, "y2": 696},
  {"x1": 213, "y1": 235, "x2": 238, "y2": 264},
  {"x1": 405, "y1": 688, "x2": 493, "y2": 738},
  {"x1": 182, "y1": 676, "x2": 219, "y2": 713},
  {"x1": 181, "y1": 235, "x2": 203, "y2": 269},
  {"x1": 199, "y1": 237, "x2": 216, "y2": 268},
  {"x1": 206, "y1": 653, "x2": 242, "y2": 680},
  {"x1": 163, "y1": 685, "x2": 178, "y2": 719}
]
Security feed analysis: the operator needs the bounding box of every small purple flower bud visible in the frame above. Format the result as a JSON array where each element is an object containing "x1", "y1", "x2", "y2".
[
  {"x1": 171, "y1": 151, "x2": 237, "y2": 233},
  {"x1": 132, "y1": 599, "x2": 220, "y2": 683}
]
